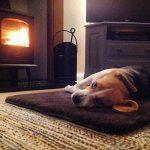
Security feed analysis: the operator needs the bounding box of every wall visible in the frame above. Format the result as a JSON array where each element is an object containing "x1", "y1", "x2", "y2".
[{"x1": 64, "y1": 0, "x2": 86, "y2": 79}]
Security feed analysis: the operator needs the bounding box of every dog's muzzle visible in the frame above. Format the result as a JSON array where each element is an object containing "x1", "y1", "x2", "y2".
[
  {"x1": 71, "y1": 89, "x2": 115, "y2": 107},
  {"x1": 71, "y1": 90, "x2": 97, "y2": 107}
]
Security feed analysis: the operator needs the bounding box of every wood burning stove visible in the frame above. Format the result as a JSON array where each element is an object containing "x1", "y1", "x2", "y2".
[{"x1": 0, "y1": 8, "x2": 34, "y2": 64}]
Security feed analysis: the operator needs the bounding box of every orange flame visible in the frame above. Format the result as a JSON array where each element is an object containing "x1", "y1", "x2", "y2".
[{"x1": 1, "y1": 18, "x2": 29, "y2": 47}]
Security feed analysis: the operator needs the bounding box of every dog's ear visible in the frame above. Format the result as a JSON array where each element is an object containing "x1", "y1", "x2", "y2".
[
  {"x1": 113, "y1": 100, "x2": 139, "y2": 112},
  {"x1": 115, "y1": 72, "x2": 137, "y2": 93}
]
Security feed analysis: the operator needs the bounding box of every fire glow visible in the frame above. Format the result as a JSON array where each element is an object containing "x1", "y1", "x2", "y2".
[{"x1": 1, "y1": 18, "x2": 29, "y2": 47}]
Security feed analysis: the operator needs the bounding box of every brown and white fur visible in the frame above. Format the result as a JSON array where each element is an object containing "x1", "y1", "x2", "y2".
[{"x1": 65, "y1": 66, "x2": 150, "y2": 113}]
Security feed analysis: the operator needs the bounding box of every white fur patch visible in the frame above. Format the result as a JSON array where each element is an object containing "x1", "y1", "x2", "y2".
[{"x1": 64, "y1": 85, "x2": 79, "y2": 93}]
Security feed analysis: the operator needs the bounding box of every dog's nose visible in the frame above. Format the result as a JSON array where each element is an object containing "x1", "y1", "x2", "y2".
[{"x1": 72, "y1": 95, "x2": 82, "y2": 104}]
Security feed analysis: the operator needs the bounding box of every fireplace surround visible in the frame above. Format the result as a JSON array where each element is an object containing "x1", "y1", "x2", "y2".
[
  {"x1": 0, "y1": 0, "x2": 64, "y2": 91},
  {"x1": 0, "y1": 8, "x2": 34, "y2": 64}
]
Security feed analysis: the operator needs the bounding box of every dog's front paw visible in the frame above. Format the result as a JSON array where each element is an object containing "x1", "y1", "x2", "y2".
[
  {"x1": 64, "y1": 85, "x2": 72, "y2": 92},
  {"x1": 64, "y1": 85, "x2": 78, "y2": 93}
]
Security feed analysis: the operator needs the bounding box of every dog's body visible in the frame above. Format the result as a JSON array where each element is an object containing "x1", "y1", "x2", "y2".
[{"x1": 65, "y1": 66, "x2": 150, "y2": 112}]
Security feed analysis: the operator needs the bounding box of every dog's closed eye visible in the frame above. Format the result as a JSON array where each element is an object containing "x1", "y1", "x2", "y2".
[{"x1": 91, "y1": 82, "x2": 97, "y2": 89}]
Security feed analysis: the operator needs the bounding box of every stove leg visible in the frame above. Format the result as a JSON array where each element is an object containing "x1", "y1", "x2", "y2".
[
  {"x1": 26, "y1": 68, "x2": 31, "y2": 87},
  {"x1": 10, "y1": 68, "x2": 18, "y2": 87}
]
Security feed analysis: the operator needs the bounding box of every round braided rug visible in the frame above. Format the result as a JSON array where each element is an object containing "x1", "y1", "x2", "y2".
[{"x1": 0, "y1": 90, "x2": 150, "y2": 150}]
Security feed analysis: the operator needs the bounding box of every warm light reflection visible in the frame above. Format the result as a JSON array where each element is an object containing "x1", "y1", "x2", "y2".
[{"x1": 1, "y1": 18, "x2": 29, "y2": 47}]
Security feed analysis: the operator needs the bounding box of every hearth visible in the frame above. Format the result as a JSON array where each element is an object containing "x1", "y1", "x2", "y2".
[{"x1": 0, "y1": 8, "x2": 34, "y2": 64}]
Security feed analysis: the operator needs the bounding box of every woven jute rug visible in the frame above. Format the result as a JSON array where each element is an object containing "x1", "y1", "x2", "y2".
[{"x1": 1, "y1": 89, "x2": 150, "y2": 149}]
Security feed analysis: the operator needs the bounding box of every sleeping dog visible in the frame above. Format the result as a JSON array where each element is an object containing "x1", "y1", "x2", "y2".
[{"x1": 65, "y1": 66, "x2": 150, "y2": 112}]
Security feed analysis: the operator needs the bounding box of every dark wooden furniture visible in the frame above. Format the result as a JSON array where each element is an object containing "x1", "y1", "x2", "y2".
[
  {"x1": 85, "y1": 22, "x2": 150, "y2": 77},
  {"x1": 0, "y1": 64, "x2": 37, "y2": 86}
]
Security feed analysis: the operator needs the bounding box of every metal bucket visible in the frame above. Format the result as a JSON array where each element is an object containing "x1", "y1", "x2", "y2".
[{"x1": 54, "y1": 28, "x2": 77, "y2": 86}]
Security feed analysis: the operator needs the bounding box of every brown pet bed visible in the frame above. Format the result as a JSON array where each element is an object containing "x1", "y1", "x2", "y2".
[{"x1": 5, "y1": 89, "x2": 150, "y2": 134}]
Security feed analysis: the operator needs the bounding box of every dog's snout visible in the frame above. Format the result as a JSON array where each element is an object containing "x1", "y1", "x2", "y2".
[{"x1": 72, "y1": 95, "x2": 82, "y2": 104}]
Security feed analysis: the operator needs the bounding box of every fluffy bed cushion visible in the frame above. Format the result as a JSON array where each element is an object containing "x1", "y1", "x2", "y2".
[{"x1": 5, "y1": 89, "x2": 150, "y2": 134}]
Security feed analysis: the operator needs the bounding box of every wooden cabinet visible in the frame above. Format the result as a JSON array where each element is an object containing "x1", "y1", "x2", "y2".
[{"x1": 85, "y1": 22, "x2": 150, "y2": 77}]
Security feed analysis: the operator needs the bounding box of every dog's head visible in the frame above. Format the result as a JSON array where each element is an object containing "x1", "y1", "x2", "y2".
[{"x1": 72, "y1": 69, "x2": 139, "y2": 112}]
